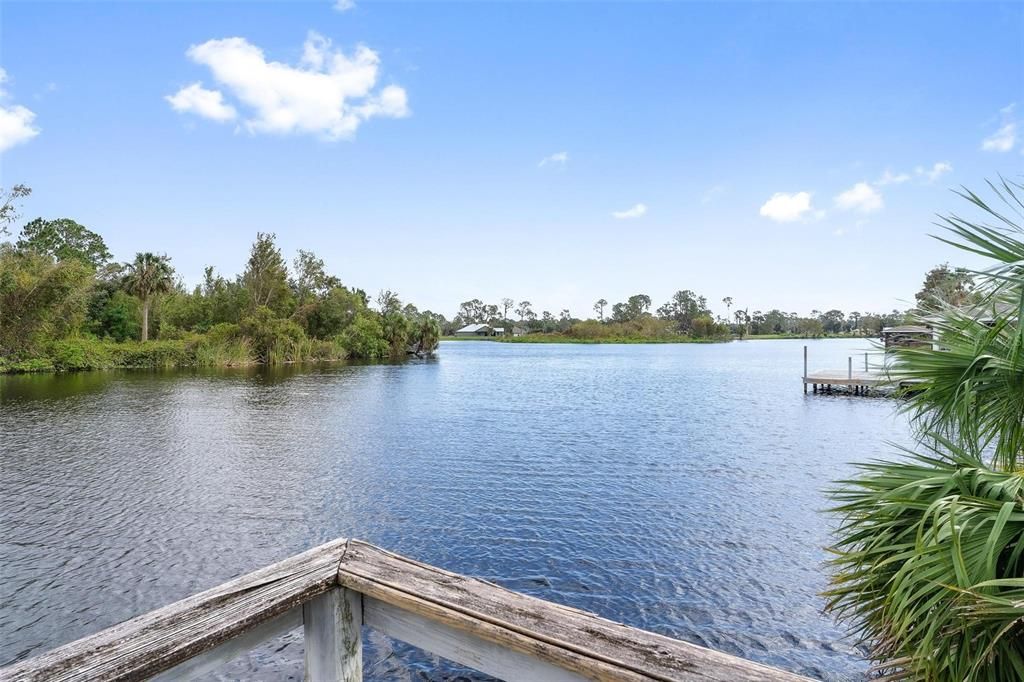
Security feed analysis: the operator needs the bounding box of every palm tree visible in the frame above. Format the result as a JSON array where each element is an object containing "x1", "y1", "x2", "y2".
[
  {"x1": 123, "y1": 252, "x2": 174, "y2": 342},
  {"x1": 826, "y1": 179, "x2": 1024, "y2": 680}
]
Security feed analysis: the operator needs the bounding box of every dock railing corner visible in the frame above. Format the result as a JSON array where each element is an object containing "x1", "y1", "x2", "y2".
[{"x1": 2, "y1": 537, "x2": 812, "y2": 682}]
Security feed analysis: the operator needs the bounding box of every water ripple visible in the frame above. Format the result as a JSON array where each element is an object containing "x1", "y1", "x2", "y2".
[{"x1": 0, "y1": 339, "x2": 913, "y2": 680}]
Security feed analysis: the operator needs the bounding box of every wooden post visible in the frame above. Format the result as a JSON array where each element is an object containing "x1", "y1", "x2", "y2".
[
  {"x1": 864, "y1": 352, "x2": 869, "y2": 372},
  {"x1": 304, "y1": 588, "x2": 363, "y2": 681},
  {"x1": 848, "y1": 357, "x2": 852, "y2": 379},
  {"x1": 803, "y1": 345, "x2": 808, "y2": 393}
]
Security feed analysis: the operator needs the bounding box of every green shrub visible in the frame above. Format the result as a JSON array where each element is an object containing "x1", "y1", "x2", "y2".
[
  {"x1": 109, "y1": 340, "x2": 190, "y2": 368},
  {"x1": 156, "y1": 323, "x2": 188, "y2": 341},
  {"x1": 381, "y1": 312, "x2": 412, "y2": 358},
  {"x1": 188, "y1": 334, "x2": 252, "y2": 367},
  {"x1": 294, "y1": 336, "x2": 347, "y2": 362},
  {"x1": 341, "y1": 314, "x2": 388, "y2": 359},
  {"x1": 205, "y1": 322, "x2": 242, "y2": 344},
  {"x1": 0, "y1": 357, "x2": 55, "y2": 373},
  {"x1": 240, "y1": 306, "x2": 306, "y2": 364},
  {"x1": 87, "y1": 289, "x2": 140, "y2": 342},
  {"x1": 48, "y1": 338, "x2": 114, "y2": 370}
]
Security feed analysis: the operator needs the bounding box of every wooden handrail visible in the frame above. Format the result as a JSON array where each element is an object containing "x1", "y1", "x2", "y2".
[{"x1": 1, "y1": 538, "x2": 811, "y2": 682}]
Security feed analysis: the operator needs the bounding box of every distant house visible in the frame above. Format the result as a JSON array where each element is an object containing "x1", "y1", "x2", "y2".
[
  {"x1": 492, "y1": 327, "x2": 505, "y2": 336},
  {"x1": 454, "y1": 323, "x2": 497, "y2": 337},
  {"x1": 882, "y1": 324, "x2": 933, "y2": 348},
  {"x1": 512, "y1": 326, "x2": 527, "y2": 337}
]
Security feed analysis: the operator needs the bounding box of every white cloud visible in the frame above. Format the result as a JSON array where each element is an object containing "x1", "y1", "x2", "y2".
[
  {"x1": 170, "y1": 31, "x2": 409, "y2": 140},
  {"x1": 334, "y1": 0, "x2": 356, "y2": 11},
  {"x1": 701, "y1": 184, "x2": 726, "y2": 204},
  {"x1": 833, "y1": 227, "x2": 846, "y2": 237},
  {"x1": 981, "y1": 103, "x2": 1017, "y2": 152},
  {"x1": 165, "y1": 82, "x2": 237, "y2": 122},
  {"x1": 982, "y1": 124, "x2": 1017, "y2": 152},
  {"x1": 0, "y1": 68, "x2": 40, "y2": 153},
  {"x1": 758, "y1": 191, "x2": 813, "y2": 222},
  {"x1": 835, "y1": 182, "x2": 883, "y2": 213},
  {"x1": 612, "y1": 203, "x2": 647, "y2": 219},
  {"x1": 538, "y1": 151, "x2": 568, "y2": 168},
  {"x1": 917, "y1": 161, "x2": 953, "y2": 183},
  {"x1": 876, "y1": 169, "x2": 911, "y2": 186}
]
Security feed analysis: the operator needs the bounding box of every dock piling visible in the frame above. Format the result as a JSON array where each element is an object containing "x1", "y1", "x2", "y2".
[{"x1": 803, "y1": 345, "x2": 808, "y2": 394}]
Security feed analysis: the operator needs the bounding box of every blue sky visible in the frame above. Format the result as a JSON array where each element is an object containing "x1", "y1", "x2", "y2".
[{"x1": 2, "y1": 1, "x2": 1022, "y2": 319}]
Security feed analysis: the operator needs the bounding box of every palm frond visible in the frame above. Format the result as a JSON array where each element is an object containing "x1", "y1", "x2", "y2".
[{"x1": 829, "y1": 179, "x2": 1024, "y2": 680}]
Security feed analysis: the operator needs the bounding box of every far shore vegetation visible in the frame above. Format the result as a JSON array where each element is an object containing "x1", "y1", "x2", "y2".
[
  {"x1": 1, "y1": 183, "x2": 981, "y2": 371},
  {"x1": 441, "y1": 264, "x2": 971, "y2": 344},
  {"x1": 0, "y1": 186, "x2": 439, "y2": 374}
]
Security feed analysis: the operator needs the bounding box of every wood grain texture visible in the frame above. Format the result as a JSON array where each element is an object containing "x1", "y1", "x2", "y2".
[
  {"x1": 338, "y1": 540, "x2": 811, "y2": 681},
  {"x1": 1, "y1": 538, "x2": 349, "y2": 682},
  {"x1": 303, "y1": 588, "x2": 362, "y2": 682},
  {"x1": 364, "y1": 597, "x2": 588, "y2": 682},
  {"x1": 149, "y1": 606, "x2": 301, "y2": 682}
]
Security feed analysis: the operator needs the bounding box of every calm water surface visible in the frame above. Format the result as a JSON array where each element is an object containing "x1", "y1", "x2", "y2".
[{"x1": 0, "y1": 339, "x2": 914, "y2": 680}]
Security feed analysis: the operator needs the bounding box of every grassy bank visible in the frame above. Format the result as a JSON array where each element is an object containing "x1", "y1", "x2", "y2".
[{"x1": 0, "y1": 335, "x2": 347, "y2": 374}]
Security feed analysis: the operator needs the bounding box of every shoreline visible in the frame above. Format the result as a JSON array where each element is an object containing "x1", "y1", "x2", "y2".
[{"x1": 442, "y1": 333, "x2": 876, "y2": 345}]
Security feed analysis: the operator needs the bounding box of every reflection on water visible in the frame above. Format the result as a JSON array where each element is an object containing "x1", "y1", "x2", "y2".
[{"x1": 0, "y1": 339, "x2": 912, "y2": 680}]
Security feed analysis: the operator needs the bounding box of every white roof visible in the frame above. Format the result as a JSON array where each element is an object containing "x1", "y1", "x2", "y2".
[{"x1": 456, "y1": 323, "x2": 491, "y2": 333}]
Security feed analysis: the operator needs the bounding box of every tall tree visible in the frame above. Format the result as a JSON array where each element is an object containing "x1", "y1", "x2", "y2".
[
  {"x1": 458, "y1": 298, "x2": 485, "y2": 323},
  {"x1": 0, "y1": 184, "x2": 31, "y2": 236},
  {"x1": 500, "y1": 297, "x2": 514, "y2": 322},
  {"x1": 914, "y1": 263, "x2": 976, "y2": 309},
  {"x1": 612, "y1": 294, "x2": 652, "y2": 322},
  {"x1": 722, "y1": 296, "x2": 733, "y2": 322},
  {"x1": 242, "y1": 233, "x2": 290, "y2": 312},
  {"x1": 0, "y1": 245, "x2": 93, "y2": 357},
  {"x1": 819, "y1": 309, "x2": 846, "y2": 334},
  {"x1": 377, "y1": 289, "x2": 402, "y2": 315},
  {"x1": 657, "y1": 290, "x2": 709, "y2": 332},
  {"x1": 292, "y1": 249, "x2": 339, "y2": 303},
  {"x1": 123, "y1": 252, "x2": 174, "y2": 342},
  {"x1": 16, "y1": 218, "x2": 111, "y2": 269},
  {"x1": 594, "y1": 298, "x2": 607, "y2": 321}
]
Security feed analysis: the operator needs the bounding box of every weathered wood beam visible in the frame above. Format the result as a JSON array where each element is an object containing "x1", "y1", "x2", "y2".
[
  {"x1": 150, "y1": 606, "x2": 301, "y2": 681},
  {"x1": 338, "y1": 540, "x2": 810, "y2": 681},
  {"x1": 1, "y1": 538, "x2": 349, "y2": 681},
  {"x1": 304, "y1": 588, "x2": 363, "y2": 682},
  {"x1": 364, "y1": 596, "x2": 588, "y2": 682}
]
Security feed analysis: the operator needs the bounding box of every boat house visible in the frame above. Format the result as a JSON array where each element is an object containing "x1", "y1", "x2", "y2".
[{"x1": 454, "y1": 323, "x2": 499, "y2": 337}]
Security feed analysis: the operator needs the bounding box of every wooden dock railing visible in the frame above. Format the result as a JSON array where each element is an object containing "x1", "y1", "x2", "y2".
[{"x1": 1, "y1": 538, "x2": 811, "y2": 682}]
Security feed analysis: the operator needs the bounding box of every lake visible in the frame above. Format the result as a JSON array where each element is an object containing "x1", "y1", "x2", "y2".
[{"x1": 0, "y1": 339, "x2": 914, "y2": 680}]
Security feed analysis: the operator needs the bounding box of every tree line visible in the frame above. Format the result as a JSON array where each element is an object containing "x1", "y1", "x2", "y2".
[
  {"x1": 0, "y1": 186, "x2": 439, "y2": 372},
  {"x1": 442, "y1": 264, "x2": 975, "y2": 341},
  {"x1": 444, "y1": 293, "x2": 911, "y2": 341}
]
